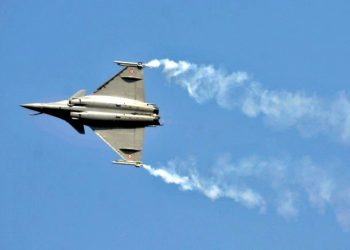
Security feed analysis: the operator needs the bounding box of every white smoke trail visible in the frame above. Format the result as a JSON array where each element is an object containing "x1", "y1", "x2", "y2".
[
  {"x1": 144, "y1": 59, "x2": 350, "y2": 230},
  {"x1": 142, "y1": 164, "x2": 266, "y2": 211},
  {"x1": 146, "y1": 59, "x2": 350, "y2": 142},
  {"x1": 142, "y1": 156, "x2": 350, "y2": 231}
]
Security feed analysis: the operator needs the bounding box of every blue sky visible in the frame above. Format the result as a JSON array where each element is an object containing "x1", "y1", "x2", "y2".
[{"x1": 1, "y1": 0, "x2": 350, "y2": 249}]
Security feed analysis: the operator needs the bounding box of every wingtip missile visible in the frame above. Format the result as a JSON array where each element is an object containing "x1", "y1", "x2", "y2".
[
  {"x1": 112, "y1": 160, "x2": 143, "y2": 168},
  {"x1": 114, "y1": 60, "x2": 146, "y2": 68}
]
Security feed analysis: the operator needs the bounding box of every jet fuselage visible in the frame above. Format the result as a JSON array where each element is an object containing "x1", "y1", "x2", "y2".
[{"x1": 22, "y1": 95, "x2": 160, "y2": 128}]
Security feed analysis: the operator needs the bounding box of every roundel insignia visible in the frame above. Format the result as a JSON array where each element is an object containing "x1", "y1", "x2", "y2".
[
  {"x1": 128, "y1": 154, "x2": 132, "y2": 159},
  {"x1": 129, "y1": 69, "x2": 134, "y2": 75}
]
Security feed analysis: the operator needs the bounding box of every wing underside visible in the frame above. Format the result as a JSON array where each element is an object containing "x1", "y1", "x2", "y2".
[
  {"x1": 91, "y1": 62, "x2": 146, "y2": 166},
  {"x1": 93, "y1": 65, "x2": 144, "y2": 101},
  {"x1": 92, "y1": 127, "x2": 144, "y2": 164}
]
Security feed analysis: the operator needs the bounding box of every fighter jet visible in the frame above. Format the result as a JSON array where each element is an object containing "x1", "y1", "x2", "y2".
[{"x1": 21, "y1": 61, "x2": 160, "y2": 167}]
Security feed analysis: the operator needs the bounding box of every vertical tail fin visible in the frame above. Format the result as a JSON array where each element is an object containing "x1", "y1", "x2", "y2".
[{"x1": 70, "y1": 89, "x2": 86, "y2": 99}]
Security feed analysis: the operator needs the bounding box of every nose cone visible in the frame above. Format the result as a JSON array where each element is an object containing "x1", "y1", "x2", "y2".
[{"x1": 21, "y1": 103, "x2": 43, "y2": 112}]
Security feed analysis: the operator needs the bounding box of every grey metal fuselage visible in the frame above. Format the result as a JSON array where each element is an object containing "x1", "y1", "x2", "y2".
[{"x1": 22, "y1": 95, "x2": 160, "y2": 130}]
